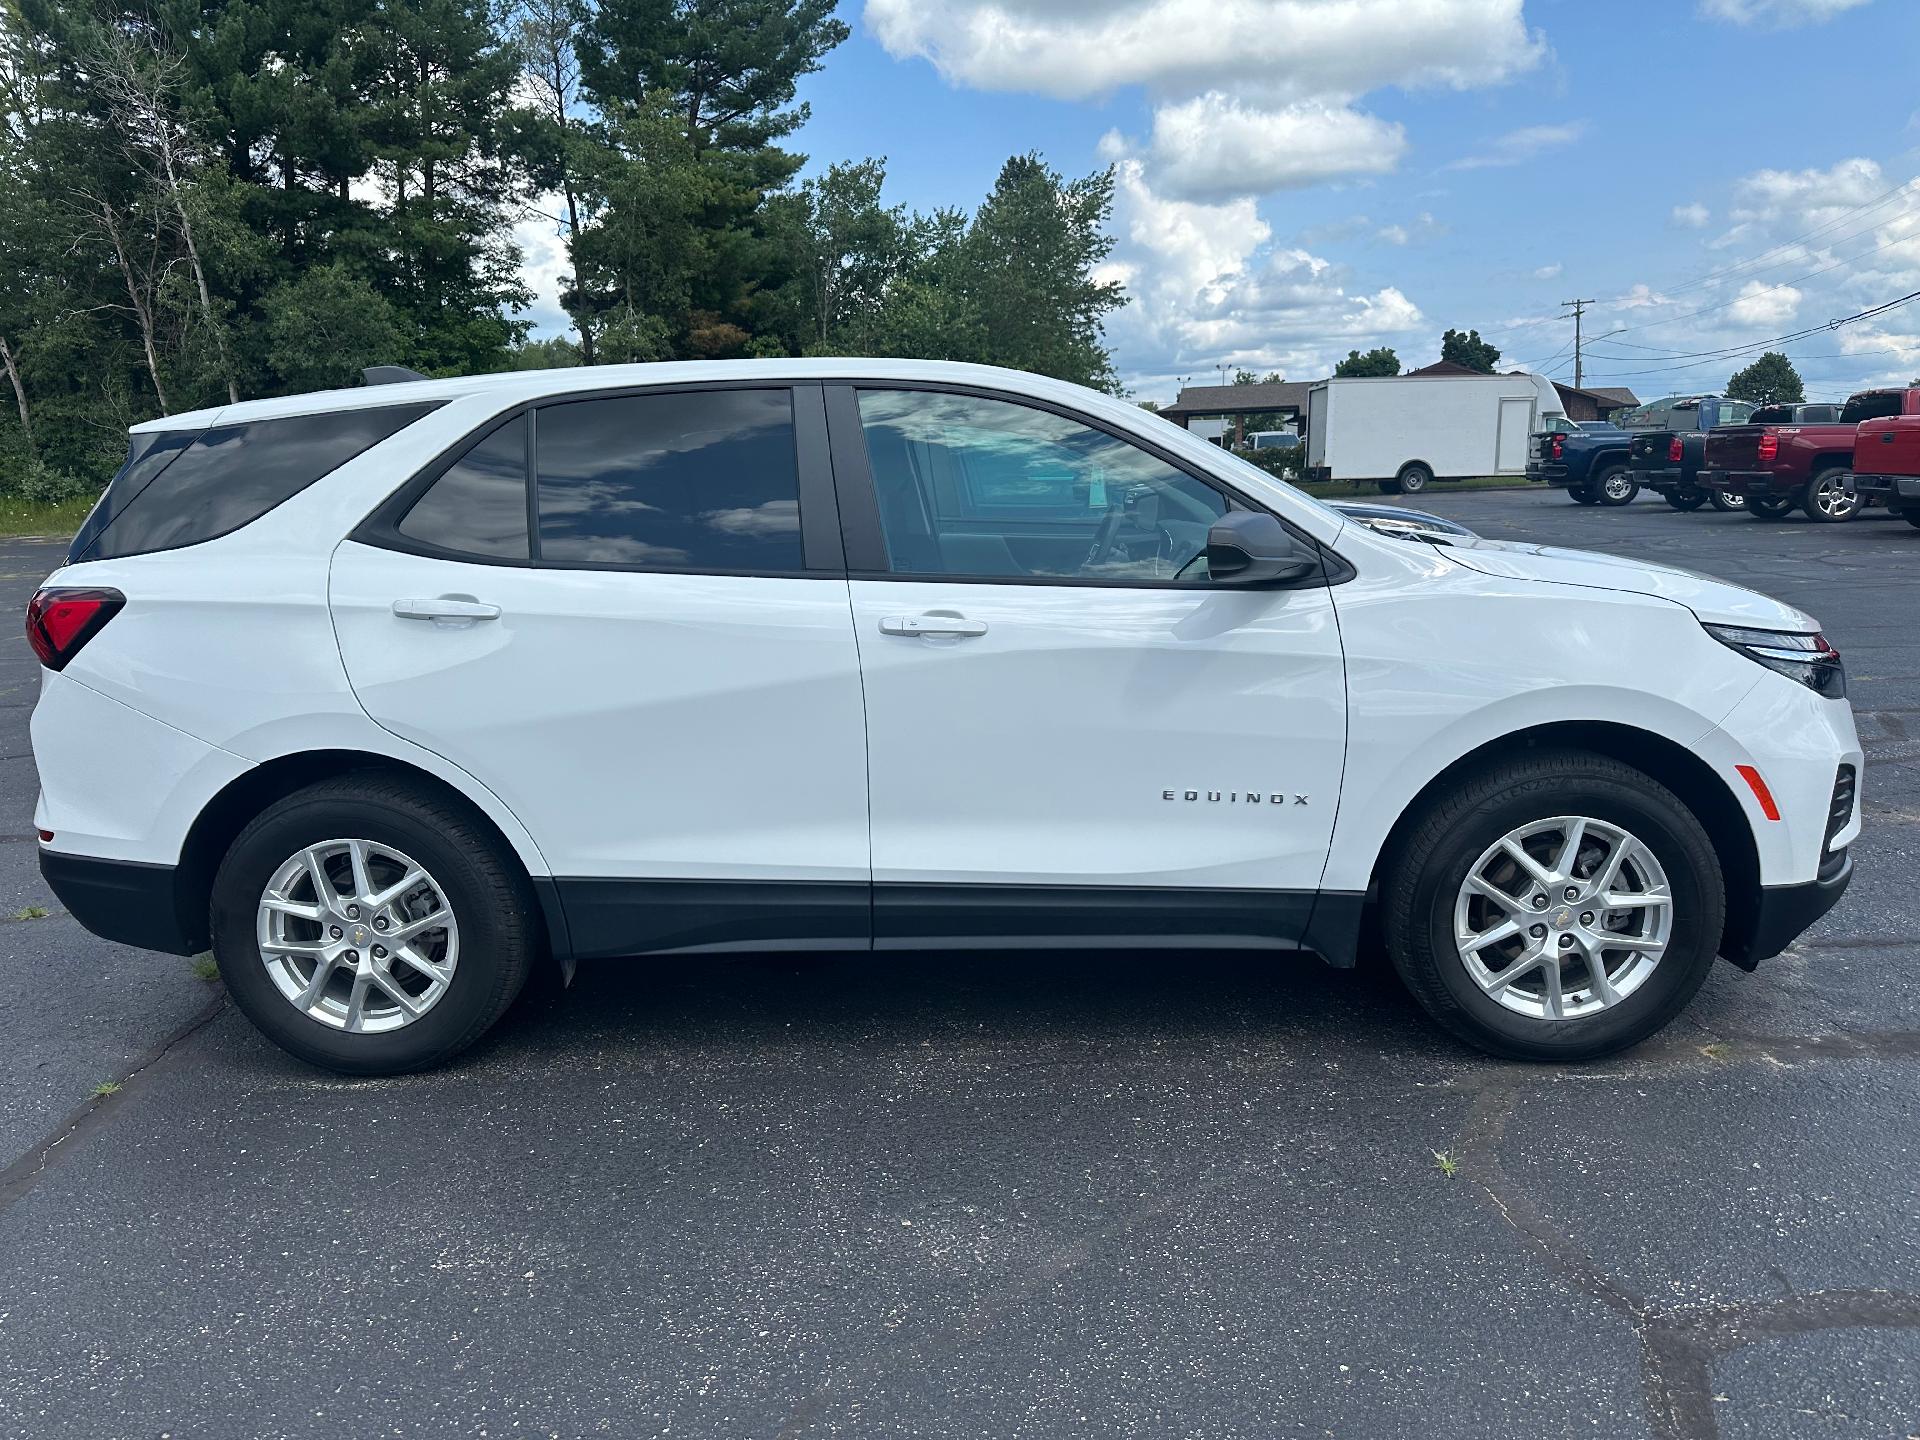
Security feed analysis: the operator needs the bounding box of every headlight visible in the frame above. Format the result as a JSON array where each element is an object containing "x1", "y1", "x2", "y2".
[{"x1": 1704, "y1": 624, "x2": 1845, "y2": 698}]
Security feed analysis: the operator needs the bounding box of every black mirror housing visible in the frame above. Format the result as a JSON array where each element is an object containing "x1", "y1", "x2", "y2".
[{"x1": 1205, "y1": 511, "x2": 1320, "y2": 585}]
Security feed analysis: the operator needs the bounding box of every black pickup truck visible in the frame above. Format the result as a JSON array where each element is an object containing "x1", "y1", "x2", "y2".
[
  {"x1": 1621, "y1": 395, "x2": 1767, "y2": 512},
  {"x1": 1525, "y1": 421, "x2": 1636, "y2": 505}
]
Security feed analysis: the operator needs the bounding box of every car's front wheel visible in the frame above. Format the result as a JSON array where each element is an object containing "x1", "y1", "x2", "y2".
[
  {"x1": 1748, "y1": 495, "x2": 1796, "y2": 519},
  {"x1": 1708, "y1": 489, "x2": 1746, "y2": 512},
  {"x1": 1665, "y1": 489, "x2": 1706, "y2": 512},
  {"x1": 211, "y1": 772, "x2": 538, "y2": 1074},
  {"x1": 1567, "y1": 484, "x2": 1599, "y2": 505},
  {"x1": 1382, "y1": 751, "x2": 1723, "y2": 1061},
  {"x1": 1803, "y1": 467, "x2": 1861, "y2": 522}
]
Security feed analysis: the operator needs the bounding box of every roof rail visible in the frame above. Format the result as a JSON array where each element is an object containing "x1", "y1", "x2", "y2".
[{"x1": 361, "y1": 365, "x2": 431, "y2": 385}]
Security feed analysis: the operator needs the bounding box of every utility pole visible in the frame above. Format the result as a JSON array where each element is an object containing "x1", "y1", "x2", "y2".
[{"x1": 1562, "y1": 298, "x2": 1596, "y2": 388}]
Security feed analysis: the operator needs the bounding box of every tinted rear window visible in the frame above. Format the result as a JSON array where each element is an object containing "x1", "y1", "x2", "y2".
[
  {"x1": 71, "y1": 403, "x2": 440, "y2": 562},
  {"x1": 1840, "y1": 392, "x2": 1903, "y2": 425},
  {"x1": 397, "y1": 416, "x2": 530, "y2": 560},
  {"x1": 533, "y1": 389, "x2": 803, "y2": 570}
]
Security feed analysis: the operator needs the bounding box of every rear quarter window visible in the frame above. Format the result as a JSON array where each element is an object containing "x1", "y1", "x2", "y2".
[
  {"x1": 1839, "y1": 393, "x2": 1903, "y2": 425},
  {"x1": 71, "y1": 403, "x2": 441, "y2": 562}
]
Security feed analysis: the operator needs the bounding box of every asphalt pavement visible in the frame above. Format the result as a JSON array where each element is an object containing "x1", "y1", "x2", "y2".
[{"x1": 1, "y1": 491, "x2": 1916, "y2": 1440}]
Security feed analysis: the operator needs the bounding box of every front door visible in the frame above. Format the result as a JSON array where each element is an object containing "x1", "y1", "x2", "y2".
[
  {"x1": 330, "y1": 384, "x2": 871, "y2": 956},
  {"x1": 826, "y1": 385, "x2": 1348, "y2": 948}
]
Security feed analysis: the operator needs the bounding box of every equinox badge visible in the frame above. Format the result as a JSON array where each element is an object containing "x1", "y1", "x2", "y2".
[{"x1": 1163, "y1": 789, "x2": 1309, "y2": 806}]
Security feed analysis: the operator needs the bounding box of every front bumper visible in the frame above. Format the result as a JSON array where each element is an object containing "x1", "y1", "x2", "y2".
[
  {"x1": 40, "y1": 849, "x2": 201, "y2": 955},
  {"x1": 1726, "y1": 851, "x2": 1852, "y2": 968}
]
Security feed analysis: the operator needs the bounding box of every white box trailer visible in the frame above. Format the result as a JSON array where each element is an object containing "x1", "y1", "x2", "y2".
[{"x1": 1304, "y1": 372, "x2": 1565, "y2": 495}]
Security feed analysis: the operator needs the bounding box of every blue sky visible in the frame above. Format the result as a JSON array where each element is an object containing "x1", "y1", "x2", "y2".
[{"x1": 521, "y1": 0, "x2": 1920, "y2": 404}]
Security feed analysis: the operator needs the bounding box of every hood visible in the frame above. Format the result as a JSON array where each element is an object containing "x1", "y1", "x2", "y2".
[{"x1": 1444, "y1": 537, "x2": 1819, "y2": 631}]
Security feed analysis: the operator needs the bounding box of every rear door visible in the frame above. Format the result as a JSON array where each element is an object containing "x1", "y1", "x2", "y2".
[
  {"x1": 1496, "y1": 396, "x2": 1532, "y2": 472},
  {"x1": 330, "y1": 383, "x2": 871, "y2": 956},
  {"x1": 825, "y1": 383, "x2": 1347, "y2": 949}
]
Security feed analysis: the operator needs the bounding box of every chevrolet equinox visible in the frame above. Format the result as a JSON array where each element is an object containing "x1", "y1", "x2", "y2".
[{"x1": 28, "y1": 360, "x2": 1860, "y2": 1073}]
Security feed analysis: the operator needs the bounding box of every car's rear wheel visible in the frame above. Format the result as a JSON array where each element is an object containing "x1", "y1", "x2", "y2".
[
  {"x1": 1596, "y1": 465, "x2": 1638, "y2": 506},
  {"x1": 211, "y1": 772, "x2": 537, "y2": 1074},
  {"x1": 1665, "y1": 489, "x2": 1705, "y2": 512},
  {"x1": 1905, "y1": 510, "x2": 1920, "y2": 529},
  {"x1": 1803, "y1": 467, "x2": 1861, "y2": 522},
  {"x1": 1396, "y1": 462, "x2": 1432, "y2": 495},
  {"x1": 1382, "y1": 750, "x2": 1723, "y2": 1061},
  {"x1": 1708, "y1": 489, "x2": 1746, "y2": 512},
  {"x1": 1748, "y1": 495, "x2": 1796, "y2": 519}
]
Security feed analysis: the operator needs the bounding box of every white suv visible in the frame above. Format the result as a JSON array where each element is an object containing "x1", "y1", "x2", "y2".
[{"x1": 28, "y1": 360, "x2": 1861, "y2": 1074}]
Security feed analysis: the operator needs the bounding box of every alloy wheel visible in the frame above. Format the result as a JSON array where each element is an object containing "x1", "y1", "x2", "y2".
[
  {"x1": 1452, "y1": 816, "x2": 1672, "y2": 1021},
  {"x1": 256, "y1": 838, "x2": 459, "y2": 1033},
  {"x1": 1810, "y1": 472, "x2": 1860, "y2": 520}
]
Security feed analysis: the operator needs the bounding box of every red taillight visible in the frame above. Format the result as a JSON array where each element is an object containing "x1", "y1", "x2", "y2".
[
  {"x1": 26, "y1": 587, "x2": 124, "y2": 671},
  {"x1": 1757, "y1": 433, "x2": 1779, "y2": 462},
  {"x1": 1668, "y1": 435, "x2": 1684, "y2": 462},
  {"x1": 1550, "y1": 435, "x2": 1564, "y2": 460}
]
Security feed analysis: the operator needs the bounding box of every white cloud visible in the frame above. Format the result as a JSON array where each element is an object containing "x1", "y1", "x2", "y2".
[
  {"x1": 1699, "y1": 0, "x2": 1872, "y2": 25},
  {"x1": 1733, "y1": 157, "x2": 1885, "y2": 219},
  {"x1": 1378, "y1": 213, "x2": 1443, "y2": 247},
  {"x1": 865, "y1": 0, "x2": 1543, "y2": 199},
  {"x1": 1144, "y1": 94, "x2": 1405, "y2": 202},
  {"x1": 1532, "y1": 263, "x2": 1562, "y2": 280},
  {"x1": 1671, "y1": 202, "x2": 1711, "y2": 228},
  {"x1": 514, "y1": 198, "x2": 575, "y2": 341},
  {"x1": 1104, "y1": 157, "x2": 1426, "y2": 394},
  {"x1": 1615, "y1": 283, "x2": 1672, "y2": 311},
  {"x1": 863, "y1": 0, "x2": 1543, "y2": 101},
  {"x1": 1447, "y1": 121, "x2": 1586, "y2": 170},
  {"x1": 1728, "y1": 280, "x2": 1802, "y2": 327}
]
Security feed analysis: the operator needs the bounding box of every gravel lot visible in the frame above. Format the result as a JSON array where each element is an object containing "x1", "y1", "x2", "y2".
[{"x1": 1, "y1": 489, "x2": 1915, "y2": 1439}]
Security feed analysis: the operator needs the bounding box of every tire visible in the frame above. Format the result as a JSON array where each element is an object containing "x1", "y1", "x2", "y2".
[
  {"x1": 1378, "y1": 478, "x2": 1403, "y2": 495},
  {"x1": 1803, "y1": 467, "x2": 1861, "y2": 523},
  {"x1": 211, "y1": 772, "x2": 538, "y2": 1075},
  {"x1": 1709, "y1": 489, "x2": 1747, "y2": 512},
  {"x1": 1595, "y1": 465, "x2": 1638, "y2": 506},
  {"x1": 1381, "y1": 749, "x2": 1724, "y2": 1062},
  {"x1": 1665, "y1": 489, "x2": 1706, "y2": 512},
  {"x1": 1568, "y1": 485, "x2": 1600, "y2": 506},
  {"x1": 1396, "y1": 463, "x2": 1432, "y2": 495},
  {"x1": 1748, "y1": 495, "x2": 1795, "y2": 520},
  {"x1": 1906, "y1": 510, "x2": 1920, "y2": 530}
]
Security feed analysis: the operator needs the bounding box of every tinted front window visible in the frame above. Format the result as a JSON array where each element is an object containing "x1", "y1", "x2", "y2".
[
  {"x1": 857, "y1": 389, "x2": 1230, "y2": 582},
  {"x1": 77, "y1": 404, "x2": 439, "y2": 561},
  {"x1": 534, "y1": 390, "x2": 803, "y2": 569},
  {"x1": 398, "y1": 416, "x2": 530, "y2": 559}
]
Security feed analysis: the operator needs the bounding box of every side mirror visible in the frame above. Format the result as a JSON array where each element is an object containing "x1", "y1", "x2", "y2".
[{"x1": 1205, "y1": 511, "x2": 1320, "y2": 585}]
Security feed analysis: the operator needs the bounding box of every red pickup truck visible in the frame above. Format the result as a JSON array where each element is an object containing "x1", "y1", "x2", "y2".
[
  {"x1": 1852, "y1": 412, "x2": 1920, "y2": 528},
  {"x1": 1703, "y1": 387, "x2": 1920, "y2": 522}
]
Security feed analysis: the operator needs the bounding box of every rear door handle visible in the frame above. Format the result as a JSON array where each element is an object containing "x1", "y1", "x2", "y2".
[
  {"x1": 879, "y1": 614, "x2": 988, "y2": 638},
  {"x1": 392, "y1": 597, "x2": 501, "y2": 624},
  {"x1": 1881, "y1": 432, "x2": 1896, "y2": 443}
]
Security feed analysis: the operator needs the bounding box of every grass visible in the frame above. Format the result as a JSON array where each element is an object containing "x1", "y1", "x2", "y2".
[
  {"x1": 1431, "y1": 1149, "x2": 1460, "y2": 1178},
  {"x1": 91, "y1": 1080, "x2": 121, "y2": 1098},
  {"x1": 0, "y1": 495, "x2": 94, "y2": 538},
  {"x1": 11, "y1": 905, "x2": 48, "y2": 920},
  {"x1": 190, "y1": 952, "x2": 220, "y2": 982}
]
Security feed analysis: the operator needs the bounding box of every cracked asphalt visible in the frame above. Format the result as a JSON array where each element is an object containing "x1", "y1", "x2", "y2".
[{"x1": 0, "y1": 489, "x2": 1916, "y2": 1439}]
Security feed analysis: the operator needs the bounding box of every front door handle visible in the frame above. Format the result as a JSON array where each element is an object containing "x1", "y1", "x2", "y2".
[
  {"x1": 879, "y1": 613, "x2": 988, "y2": 639},
  {"x1": 393, "y1": 596, "x2": 501, "y2": 624}
]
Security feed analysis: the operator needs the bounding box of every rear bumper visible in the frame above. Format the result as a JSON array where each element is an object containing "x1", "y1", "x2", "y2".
[
  {"x1": 1726, "y1": 852, "x2": 1852, "y2": 968},
  {"x1": 1631, "y1": 465, "x2": 1685, "y2": 491},
  {"x1": 1703, "y1": 467, "x2": 1790, "y2": 497},
  {"x1": 39, "y1": 849, "x2": 201, "y2": 955},
  {"x1": 1528, "y1": 462, "x2": 1572, "y2": 487},
  {"x1": 1853, "y1": 471, "x2": 1920, "y2": 501}
]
